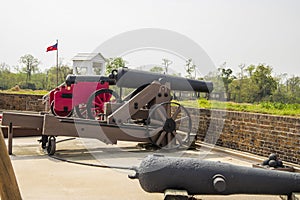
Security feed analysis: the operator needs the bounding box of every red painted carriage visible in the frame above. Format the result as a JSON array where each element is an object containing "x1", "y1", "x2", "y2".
[{"x1": 48, "y1": 75, "x2": 118, "y2": 119}]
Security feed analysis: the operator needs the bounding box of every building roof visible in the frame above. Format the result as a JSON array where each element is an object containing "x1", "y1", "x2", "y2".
[{"x1": 72, "y1": 53, "x2": 106, "y2": 61}]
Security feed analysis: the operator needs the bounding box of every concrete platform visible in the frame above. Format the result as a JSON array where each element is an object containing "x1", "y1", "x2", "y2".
[{"x1": 4, "y1": 136, "x2": 295, "y2": 200}]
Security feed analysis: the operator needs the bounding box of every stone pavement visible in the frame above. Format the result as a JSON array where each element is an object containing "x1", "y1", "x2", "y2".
[{"x1": 5, "y1": 136, "x2": 292, "y2": 200}]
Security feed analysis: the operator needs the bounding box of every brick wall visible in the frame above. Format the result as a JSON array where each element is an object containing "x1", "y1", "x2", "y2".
[
  {"x1": 0, "y1": 93, "x2": 299, "y2": 165},
  {"x1": 192, "y1": 108, "x2": 300, "y2": 165},
  {"x1": 0, "y1": 93, "x2": 45, "y2": 112}
]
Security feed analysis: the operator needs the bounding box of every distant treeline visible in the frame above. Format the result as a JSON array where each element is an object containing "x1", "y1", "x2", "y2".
[
  {"x1": 0, "y1": 54, "x2": 72, "y2": 90},
  {"x1": 1, "y1": 55, "x2": 299, "y2": 104},
  {"x1": 205, "y1": 64, "x2": 300, "y2": 104}
]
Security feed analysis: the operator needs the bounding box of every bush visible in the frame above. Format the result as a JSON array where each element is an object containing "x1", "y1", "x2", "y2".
[
  {"x1": 19, "y1": 81, "x2": 36, "y2": 90},
  {"x1": 197, "y1": 98, "x2": 212, "y2": 108},
  {"x1": 10, "y1": 85, "x2": 20, "y2": 91}
]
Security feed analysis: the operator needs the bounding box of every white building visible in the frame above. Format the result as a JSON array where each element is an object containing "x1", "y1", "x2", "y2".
[{"x1": 72, "y1": 53, "x2": 106, "y2": 75}]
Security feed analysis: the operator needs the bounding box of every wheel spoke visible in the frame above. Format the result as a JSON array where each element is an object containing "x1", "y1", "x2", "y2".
[
  {"x1": 173, "y1": 131, "x2": 183, "y2": 146},
  {"x1": 157, "y1": 108, "x2": 167, "y2": 121},
  {"x1": 156, "y1": 131, "x2": 167, "y2": 146},
  {"x1": 93, "y1": 100, "x2": 102, "y2": 107},
  {"x1": 149, "y1": 127, "x2": 163, "y2": 137},
  {"x1": 177, "y1": 127, "x2": 191, "y2": 133},
  {"x1": 172, "y1": 106, "x2": 181, "y2": 120},
  {"x1": 167, "y1": 132, "x2": 174, "y2": 148},
  {"x1": 96, "y1": 94, "x2": 103, "y2": 103},
  {"x1": 166, "y1": 104, "x2": 172, "y2": 118},
  {"x1": 150, "y1": 119, "x2": 164, "y2": 126},
  {"x1": 107, "y1": 94, "x2": 112, "y2": 101},
  {"x1": 100, "y1": 94, "x2": 105, "y2": 102},
  {"x1": 175, "y1": 116, "x2": 189, "y2": 123}
]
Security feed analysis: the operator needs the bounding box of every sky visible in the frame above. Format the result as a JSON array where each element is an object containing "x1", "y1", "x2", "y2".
[{"x1": 0, "y1": 0, "x2": 299, "y2": 77}]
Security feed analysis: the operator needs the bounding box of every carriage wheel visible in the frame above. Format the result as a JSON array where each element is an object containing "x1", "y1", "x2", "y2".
[
  {"x1": 47, "y1": 136, "x2": 56, "y2": 155},
  {"x1": 146, "y1": 102, "x2": 192, "y2": 150},
  {"x1": 50, "y1": 101, "x2": 73, "y2": 117},
  {"x1": 86, "y1": 89, "x2": 120, "y2": 120},
  {"x1": 74, "y1": 103, "x2": 88, "y2": 118}
]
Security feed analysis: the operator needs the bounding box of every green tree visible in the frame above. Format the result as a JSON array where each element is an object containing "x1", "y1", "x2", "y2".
[
  {"x1": 0, "y1": 62, "x2": 10, "y2": 72},
  {"x1": 229, "y1": 64, "x2": 278, "y2": 103},
  {"x1": 105, "y1": 57, "x2": 126, "y2": 75},
  {"x1": 150, "y1": 66, "x2": 164, "y2": 73},
  {"x1": 287, "y1": 76, "x2": 300, "y2": 94},
  {"x1": 59, "y1": 65, "x2": 73, "y2": 82},
  {"x1": 31, "y1": 72, "x2": 47, "y2": 89},
  {"x1": 251, "y1": 64, "x2": 277, "y2": 101},
  {"x1": 185, "y1": 58, "x2": 195, "y2": 79},
  {"x1": 19, "y1": 54, "x2": 40, "y2": 83},
  {"x1": 204, "y1": 70, "x2": 225, "y2": 93},
  {"x1": 162, "y1": 58, "x2": 172, "y2": 74},
  {"x1": 0, "y1": 64, "x2": 11, "y2": 89},
  {"x1": 46, "y1": 65, "x2": 72, "y2": 89},
  {"x1": 218, "y1": 67, "x2": 236, "y2": 98},
  {"x1": 229, "y1": 78, "x2": 256, "y2": 102},
  {"x1": 246, "y1": 65, "x2": 255, "y2": 77}
]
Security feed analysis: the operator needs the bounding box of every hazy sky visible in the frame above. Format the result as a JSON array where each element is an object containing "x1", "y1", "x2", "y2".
[{"x1": 1, "y1": 0, "x2": 299, "y2": 76}]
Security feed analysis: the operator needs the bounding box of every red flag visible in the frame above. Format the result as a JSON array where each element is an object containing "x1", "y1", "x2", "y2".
[{"x1": 46, "y1": 43, "x2": 58, "y2": 52}]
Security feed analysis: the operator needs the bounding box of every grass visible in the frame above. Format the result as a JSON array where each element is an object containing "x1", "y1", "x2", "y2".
[
  {"x1": 178, "y1": 99, "x2": 300, "y2": 117},
  {"x1": 0, "y1": 89, "x2": 49, "y2": 95}
]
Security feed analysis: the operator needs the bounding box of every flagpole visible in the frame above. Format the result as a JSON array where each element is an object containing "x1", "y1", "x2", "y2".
[{"x1": 56, "y1": 39, "x2": 59, "y2": 86}]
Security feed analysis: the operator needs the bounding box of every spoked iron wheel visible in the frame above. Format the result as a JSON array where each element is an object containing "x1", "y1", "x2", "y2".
[
  {"x1": 50, "y1": 101, "x2": 73, "y2": 117},
  {"x1": 146, "y1": 102, "x2": 192, "y2": 150},
  {"x1": 74, "y1": 103, "x2": 88, "y2": 118},
  {"x1": 86, "y1": 89, "x2": 120, "y2": 120}
]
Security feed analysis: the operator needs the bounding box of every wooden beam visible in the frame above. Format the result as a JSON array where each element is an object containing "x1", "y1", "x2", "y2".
[
  {"x1": 0, "y1": 128, "x2": 22, "y2": 200},
  {"x1": 8, "y1": 123, "x2": 13, "y2": 155}
]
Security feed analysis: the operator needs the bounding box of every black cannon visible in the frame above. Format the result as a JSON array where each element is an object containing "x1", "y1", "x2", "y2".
[
  {"x1": 130, "y1": 155, "x2": 300, "y2": 198},
  {"x1": 41, "y1": 68, "x2": 213, "y2": 154},
  {"x1": 111, "y1": 68, "x2": 213, "y2": 93},
  {"x1": 48, "y1": 68, "x2": 213, "y2": 118}
]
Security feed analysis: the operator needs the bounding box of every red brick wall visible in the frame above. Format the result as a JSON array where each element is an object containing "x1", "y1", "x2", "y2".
[
  {"x1": 192, "y1": 108, "x2": 300, "y2": 164},
  {"x1": 0, "y1": 93, "x2": 45, "y2": 112}
]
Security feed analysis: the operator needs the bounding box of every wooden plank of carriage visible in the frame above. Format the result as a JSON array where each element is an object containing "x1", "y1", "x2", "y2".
[
  {"x1": 1, "y1": 112, "x2": 44, "y2": 132},
  {"x1": 0, "y1": 128, "x2": 22, "y2": 200},
  {"x1": 0, "y1": 112, "x2": 43, "y2": 140}
]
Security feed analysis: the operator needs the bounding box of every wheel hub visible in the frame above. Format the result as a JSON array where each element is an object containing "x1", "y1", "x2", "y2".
[{"x1": 163, "y1": 118, "x2": 176, "y2": 133}]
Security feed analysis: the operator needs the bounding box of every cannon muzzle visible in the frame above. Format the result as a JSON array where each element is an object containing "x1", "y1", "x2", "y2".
[
  {"x1": 114, "y1": 68, "x2": 213, "y2": 93},
  {"x1": 133, "y1": 155, "x2": 300, "y2": 196}
]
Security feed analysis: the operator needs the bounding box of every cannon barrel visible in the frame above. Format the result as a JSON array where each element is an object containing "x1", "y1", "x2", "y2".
[
  {"x1": 114, "y1": 68, "x2": 213, "y2": 93},
  {"x1": 65, "y1": 75, "x2": 116, "y2": 86},
  {"x1": 132, "y1": 155, "x2": 300, "y2": 195}
]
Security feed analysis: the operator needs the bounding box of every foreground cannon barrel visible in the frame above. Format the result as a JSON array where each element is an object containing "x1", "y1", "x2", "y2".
[
  {"x1": 132, "y1": 155, "x2": 300, "y2": 196},
  {"x1": 115, "y1": 68, "x2": 213, "y2": 93}
]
